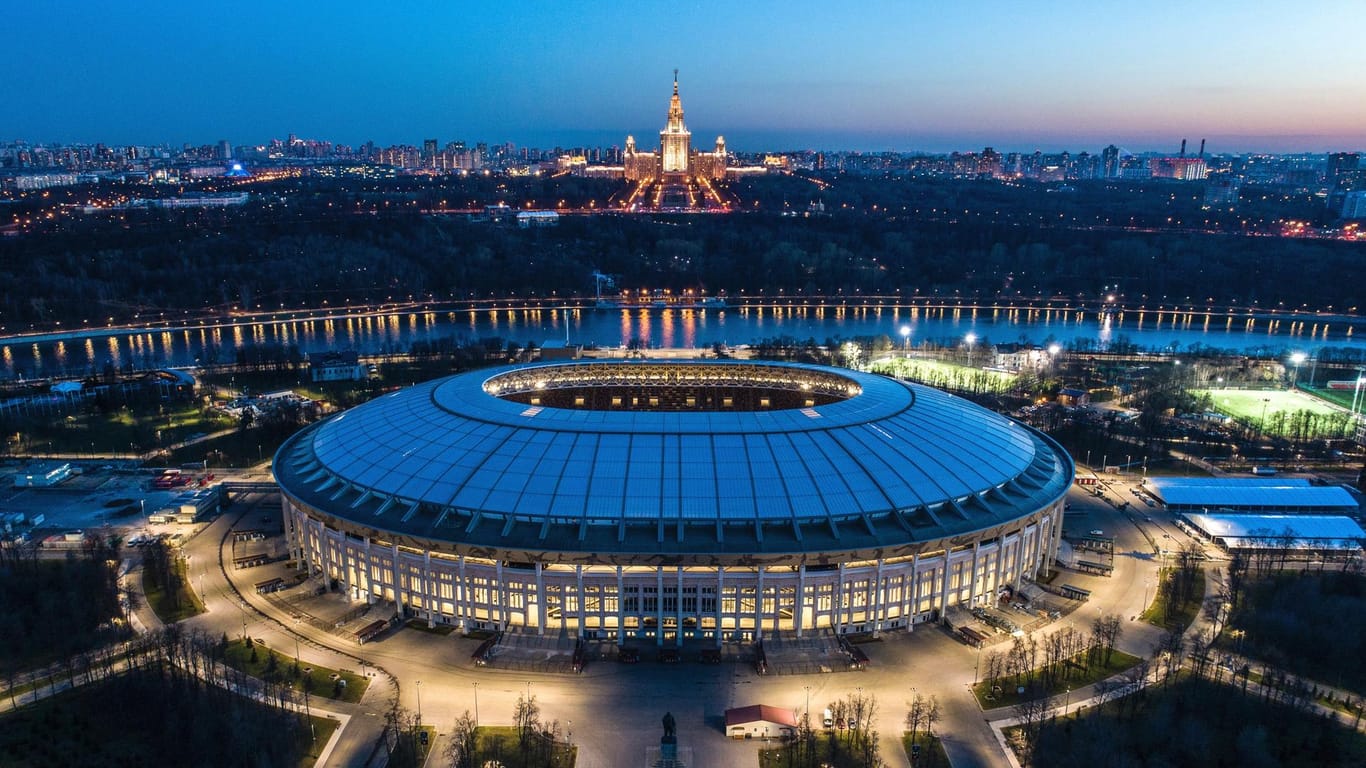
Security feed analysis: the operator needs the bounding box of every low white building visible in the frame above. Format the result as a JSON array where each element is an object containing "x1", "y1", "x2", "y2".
[
  {"x1": 1181, "y1": 513, "x2": 1365, "y2": 555},
  {"x1": 310, "y1": 351, "x2": 366, "y2": 382},
  {"x1": 725, "y1": 704, "x2": 798, "y2": 739}
]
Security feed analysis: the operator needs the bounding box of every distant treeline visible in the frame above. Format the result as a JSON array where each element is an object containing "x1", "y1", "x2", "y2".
[{"x1": 2, "y1": 175, "x2": 1361, "y2": 328}]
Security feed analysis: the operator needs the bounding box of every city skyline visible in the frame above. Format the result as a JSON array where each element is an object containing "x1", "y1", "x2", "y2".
[{"x1": 3, "y1": 1, "x2": 1364, "y2": 153}]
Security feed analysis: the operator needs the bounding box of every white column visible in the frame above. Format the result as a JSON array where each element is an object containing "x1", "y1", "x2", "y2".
[
  {"x1": 907, "y1": 553, "x2": 921, "y2": 626},
  {"x1": 969, "y1": 541, "x2": 981, "y2": 607},
  {"x1": 834, "y1": 564, "x2": 846, "y2": 635},
  {"x1": 535, "y1": 562, "x2": 547, "y2": 635},
  {"x1": 675, "y1": 567, "x2": 684, "y2": 648},
  {"x1": 495, "y1": 560, "x2": 505, "y2": 629},
  {"x1": 872, "y1": 559, "x2": 885, "y2": 635},
  {"x1": 424, "y1": 550, "x2": 435, "y2": 626},
  {"x1": 939, "y1": 552, "x2": 953, "y2": 617},
  {"x1": 755, "y1": 565, "x2": 765, "y2": 641},
  {"x1": 362, "y1": 537, "x2": 373, "y2": 603},
  {"x1": 715, "y1": 566, "x2": 725, "y2": 647},
  {"x1": 576, "y1": 565, "x2": 585, "y2": 637},
  {"x1": 457, "y1": 555, "x2": 468, "y2": 630},
  {"x1": 315, "y1": 520, "x2": 329, "y2": 584},
  {"x1": 993, "y1": 537, "x2": 1005, "y2": 602},
  {"x1": 615, "y1": 566, "x2": 625, "y2": 645},
  {"x1": 796, "y1": 564, "x2": 807, "y2": 637},
  {"x1": 655, "y1": 568, "x2": 665, "y2": 647},
  {"x1": 1013, "y1": 531, "x2": 1026, "y2": 590},
  {"x1": 391, "y1": 542, "x2": 404, "y2": 618}
]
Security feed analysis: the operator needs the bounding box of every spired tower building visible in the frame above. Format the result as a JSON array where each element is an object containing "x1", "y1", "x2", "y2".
[
  {"x1": 616, "y1": 70, "x2": 732, "y2": 211},
  {"x1": 660, "y1": 70, "x2": 692, "y2": 174}
]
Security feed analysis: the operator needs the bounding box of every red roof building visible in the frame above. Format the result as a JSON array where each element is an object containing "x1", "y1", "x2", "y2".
[{"x1": 725, "y1": 704, "x2": 798, "y2": 739}]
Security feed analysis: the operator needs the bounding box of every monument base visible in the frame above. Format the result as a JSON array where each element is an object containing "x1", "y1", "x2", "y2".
[{"x1": 645, "y1": 744, "x2": 691, "y2": 768}]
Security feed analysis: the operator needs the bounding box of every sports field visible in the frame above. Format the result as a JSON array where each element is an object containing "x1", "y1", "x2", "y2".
[
  {"x1": 1301, "y1": 384, "x2": 1365, "y2": 411},
  {"x1": 871, "y1": 356, "x2": 1017, "y2": 393},
  {"x1": 1197, "y1": 388, "x2": 1342, "y2": 421}
]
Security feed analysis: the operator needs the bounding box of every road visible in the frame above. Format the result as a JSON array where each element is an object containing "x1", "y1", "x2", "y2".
[
  {"x1": 178, "y1": 477, "x2": 1177, "y2": 768},
  {"x1": 1, "y1": 470, "x2": 1181, "y2": 768}
]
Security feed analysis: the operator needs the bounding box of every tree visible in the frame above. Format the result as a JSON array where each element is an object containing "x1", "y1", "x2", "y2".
[
  {"x1": 905, "y1": 694, "x2": 926, "y2": 746},
  {"x1": 1011, "y1": 683, "x2": 1051, "y2": 766},
  {"x1": 445, "y1": 710, "x2": 478, "y2": 768},
  {"x1": 514, "y1": 692, "x2": 541, "y2": 753}
]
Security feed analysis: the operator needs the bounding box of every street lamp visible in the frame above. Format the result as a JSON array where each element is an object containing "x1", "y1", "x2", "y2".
[
  {"x1": 416, "y1": 680, "x2": 422, "y2": 724},
  {"x1": 473, "y1": 681, "x2": 480, "y2": 727},
  {"x1": 899, "y1": 325, "x2": 911, "y2": 354},
  {"x1": 1289, "y1": 351, "x2": 1306, "y2": 389}
]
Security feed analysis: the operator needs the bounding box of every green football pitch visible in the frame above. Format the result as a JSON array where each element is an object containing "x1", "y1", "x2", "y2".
[{"x1": 1198, "y1": 388, "x2": 1342, "y2": 421}]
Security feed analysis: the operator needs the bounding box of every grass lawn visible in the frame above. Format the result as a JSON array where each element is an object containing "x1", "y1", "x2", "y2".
[
  {"x1": 164, "y1": 428, "x2": 289, "y2": 468},
  {"x1": 1141, "y1": 568, "x2": 1205, "y2": 629},
  {"x1": 10, "y1": 402, "x2": 234, "y2": 456},
  {"x1": 1015, "y1": 675, "x2": 1366, "y2": 768},
  {"x1": 200, "y1": 369, "x2": 378, "y2": 404},
  {"x1": 142, "y1": 557, "x2": 205, "y2": 623},
  {"x1": 222, "y1": 638, "x2": 368, "y2": 704},
  {"x1": 0, "y1": 670, "x2": 326, "y2": 768},
  {"x1": 1301, "y1": 384, "x2": 1364, "y2": 411},
  {"x1": 1198, "y1": 387, "x2": 1343, "y2": 429},
  {"x1": 974, "y1": 650, "x2": 1144, "y2": 709},
  {"x1": 0, "y1": 677, "x2": 44, "y2": 704},
  {"x1": 869, "y1": 356, "x2": 1016, "y2": 392},
  {"x1": 902, "y1": 733, "x2": 950, "y2": 767},
  {"x1": 473, "y1": 725, "x2": 576, "y2": 768},
  {"x1": 296, "y1": 716, "x2": 341, "y2": 768},
  {"x1": 759, "y1": 731, "x2": 879, "y2": 768}
]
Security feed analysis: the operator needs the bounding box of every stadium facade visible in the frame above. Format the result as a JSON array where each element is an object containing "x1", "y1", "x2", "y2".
[{"x1": 276, "y1": 360, "x2": 1072, "y2": 645}]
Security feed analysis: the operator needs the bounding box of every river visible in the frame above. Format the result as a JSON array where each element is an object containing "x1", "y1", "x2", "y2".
[{"x1": 2, "y1": 303, "x2": 1362, "y2": 380}]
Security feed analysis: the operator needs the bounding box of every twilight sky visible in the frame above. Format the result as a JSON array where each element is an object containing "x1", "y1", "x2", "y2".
[{"x1": 5, "y1": 0, "x2": 1364, "y2": 153}]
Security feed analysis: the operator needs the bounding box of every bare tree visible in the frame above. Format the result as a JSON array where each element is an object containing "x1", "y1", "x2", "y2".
[
  {"x1": 924, "y1": 695, "x2": 941, "y2": 740},
  {"x1": 1011, "y1": 684, "x2": 1051, "y2": 766},
  {"x1": 905, "y1": 693, "x2": 926, "y2": 746},
  {"x1": 514, "y1": 692, "x2": 541, "y2": 753}
]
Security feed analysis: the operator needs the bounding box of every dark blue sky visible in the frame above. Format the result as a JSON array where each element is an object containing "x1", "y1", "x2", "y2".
[{"x1": 5, "y1": 0, "x2": 1363, "y2": 153}]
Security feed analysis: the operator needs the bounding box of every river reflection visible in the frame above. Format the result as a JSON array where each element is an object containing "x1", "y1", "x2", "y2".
[{"x1": 1, "y1": 304, "x2": 1361, "y2": 380}]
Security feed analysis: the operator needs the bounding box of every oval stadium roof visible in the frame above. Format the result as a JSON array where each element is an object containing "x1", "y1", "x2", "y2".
[{"x1": 275, "y1": 361, "x2": 1072, "y2": 556}]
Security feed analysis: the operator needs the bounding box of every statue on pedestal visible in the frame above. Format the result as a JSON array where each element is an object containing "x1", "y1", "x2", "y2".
[{"x1": 662, "y1": 711, "x2": 677, "y2": 742}]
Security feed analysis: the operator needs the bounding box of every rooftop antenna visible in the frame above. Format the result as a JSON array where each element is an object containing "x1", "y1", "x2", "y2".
[{"x1": 673, "y1": 68, "x2": 679, "y2": 95}]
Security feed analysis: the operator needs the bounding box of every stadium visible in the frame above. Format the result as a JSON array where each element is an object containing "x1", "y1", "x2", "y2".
[{"x1": 275, "y1": 360, "x2": 1072, "y2": 645}]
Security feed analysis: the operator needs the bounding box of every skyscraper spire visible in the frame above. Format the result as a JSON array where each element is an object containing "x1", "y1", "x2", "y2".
[{"x1": 661, "y1": 70, "x2": 690, "y2": 173}]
